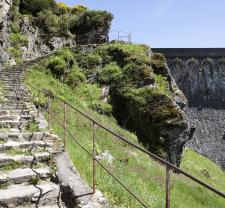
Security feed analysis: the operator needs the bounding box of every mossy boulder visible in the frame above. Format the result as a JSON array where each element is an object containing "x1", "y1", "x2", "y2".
[{"x1": 73, "y1": 42, "x2": 191, "y2": 166}]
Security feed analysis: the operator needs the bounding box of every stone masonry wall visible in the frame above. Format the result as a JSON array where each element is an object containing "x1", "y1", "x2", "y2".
[{"x1": 153, "y1": 48, "x2": 225, "y2": 170}]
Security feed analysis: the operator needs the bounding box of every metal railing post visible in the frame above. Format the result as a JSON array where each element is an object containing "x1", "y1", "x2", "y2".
[
  {"x1": 63, "y1": 101, "x2": 67, "y2": 149},
  {"x1": 92, "y1": 121, "x2": 97, "y2": 193},
  {"x1": 37, "y1": 91, "x2": 40, "y2": 118},
  {"x1": 166, "y1": 165, "x2": 171, "y2": 208},
  {"x1": 47, "y1": 95, "x2": 51, "y2": 130}
]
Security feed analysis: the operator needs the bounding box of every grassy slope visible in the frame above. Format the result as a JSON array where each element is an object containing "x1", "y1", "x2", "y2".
[{"x1": 26, "y1": 69, "x2": 225, "y2": 208}]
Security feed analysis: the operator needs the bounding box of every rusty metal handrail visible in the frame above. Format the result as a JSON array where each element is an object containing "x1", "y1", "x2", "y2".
[{"x1": 27, "y1": 83, "x2": 225, "y2": 208}]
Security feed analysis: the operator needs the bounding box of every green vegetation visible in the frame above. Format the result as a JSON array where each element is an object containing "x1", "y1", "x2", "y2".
[
  {"x1": 26, "y1": 66, "x2": 225, "y2": 208},
  {"x1": 11, "y1": 0, "x2": 113, "y2": 40},
  {"x1": 25, "y1": 120, "x2": 39, "y2": 132},
  {"x1": 7, "y1": 24, "x2": 28, "y2": 63},
  {"x1": 24, "y1": 43, "x2": 187, "y2": 164}
]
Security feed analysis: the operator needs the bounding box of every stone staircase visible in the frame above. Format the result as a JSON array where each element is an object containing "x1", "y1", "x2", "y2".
[{"x1": 0, "y1": 66, "x2": 65, "y2": 207}]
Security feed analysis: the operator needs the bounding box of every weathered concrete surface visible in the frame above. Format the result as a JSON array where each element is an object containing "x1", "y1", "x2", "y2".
[
  {"x1": 153, "y1": 48, "x2": 225, "y2": 170},
  {"x1": 55, "y1": 152, "x2": 108, "y2": 208}
]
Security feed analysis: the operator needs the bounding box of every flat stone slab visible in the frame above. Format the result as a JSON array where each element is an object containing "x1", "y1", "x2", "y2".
[
  {"x1": 0, "y1": 167, "x2": 51, "y2": 184},
  {"x1": 0, "y1": 140, "x2": 51, "y2": 151},
  {"x1": 55, "y1": 152, "x2": 108, "y2": 208},
  {"x1": 0, "y1": 152, "x2": 50, "y2": 166},
  {"x1": 0, "y1": 182, "x2": 60, "y2": 208}
]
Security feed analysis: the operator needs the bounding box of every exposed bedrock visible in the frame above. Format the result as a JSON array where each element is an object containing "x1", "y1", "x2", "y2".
[{"x1": 153, "y1": 48, "x2": 225, "y2": 170}]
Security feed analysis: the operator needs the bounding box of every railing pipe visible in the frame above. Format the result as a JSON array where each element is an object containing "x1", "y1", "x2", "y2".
[
  {"x1": 63, "y1": 101, "x2": 67, "y2": 149},
  {"x1": 92, "y1": 121, "x2": 97, "y2": 193},
  {"x1": 47, "y1": 95, "x2": 51, "y2": 130}
]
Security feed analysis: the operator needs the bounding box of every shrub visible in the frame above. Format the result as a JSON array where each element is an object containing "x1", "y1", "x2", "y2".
[
  {"x1": 56, "y1": 2, "x2": 71, "y2": 15},
  {"x1": 55, "y1": 48, "x2": 75, "y2": 64},
  {"x1": 10, "y1": 4, "x2": 21, "y2": 22},
  {"x1": 10, "y1": 22, "x2": 21, "y2": 33},
  {"x1": 90, "y1": 102, "x2": 112, "y2": 115},
  {"x1": 76, "y1": 52, "x2": 102, "y2": 70},
  {"x1": 71, "y1": 5, "x2": 88, "y2": 15},
  {"x1": 36, "y1": 10, "x2": 59, "y2": 34},
  {"x1": 66, "y1": 66, "x2": 86, "y2": 87},
  {"x1": 98, "y1": 62, "x2": 121, "y2": 84},
  {"x1": 47, "y1": 56, "x2": 67, "y2": 80},
  {"x1": 121, "y1": 62, "x2": 153, "y2": 86},
  {"x1": 7, "y1": 47, "x2": 22, "y2": 63},
  {"x1": 20, "y1": 0, "x2": 57, "y2": 16},
  {"x1": 58, "y1": 14, "x2": 72, "y2": 37},
  {"x1": 9, "y1": 33, "x2": 28, "y2": 47},
  {"x1": 151, "y1": 53, "x2": 166, "y2": 69},
  {"x1": 70, "y1": 10, "x2": 113, "y2": 42}
]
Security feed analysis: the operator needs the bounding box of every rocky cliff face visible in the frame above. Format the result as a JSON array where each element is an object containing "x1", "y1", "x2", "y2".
[
  {"x1": 167, "y1": 56, "x2": 225, "y2": 170},
  {"x1": 0, "y1": 0, "x2": 12, "y2": 64},
  {"x1": 0, "y1": 1, "x2": 76, "y2": 68}
]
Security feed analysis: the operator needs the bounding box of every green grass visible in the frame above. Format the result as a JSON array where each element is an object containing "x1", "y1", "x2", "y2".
[{"x1": 25, "y1": 68, "x2": 225, "y2": 208}]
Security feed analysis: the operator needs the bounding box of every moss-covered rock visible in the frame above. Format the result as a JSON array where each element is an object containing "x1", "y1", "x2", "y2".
[{"x1": 72, "y1": 42, "x2": 190, "y2": 166}]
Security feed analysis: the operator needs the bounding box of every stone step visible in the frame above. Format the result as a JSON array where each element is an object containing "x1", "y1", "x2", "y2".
[
  {"x1": 0, "y1": 182, "x2": 60, "y2": 208},
  {"x1": 0, "y1": 120, "x2": 28, "y2": 129},
  {"x1": 0, "y1": 110, "x2": 9, "y2": 116},
  {"x1": 0, "y1": 115, "x2": 20, "y2": 121},
  {"x1": 0, "y1": 167, "x2": 51, "y2": 184},
  {"x1": 0, "y1": 132, "x2": 59, "y2": 142},
  {"x1": 0, "y1": 140, "x2": 51, "y2": 152},
  {"x1": 0, "y1": 152, "x2": 51, "y2": 167}
]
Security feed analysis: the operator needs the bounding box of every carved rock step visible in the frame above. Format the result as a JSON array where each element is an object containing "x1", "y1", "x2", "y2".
[
  {"x1": 0, "y1": 167, "x2": 51, "y2": 184},
  {"x1": 0, "y1": 152, "x2": 51, "y2": 167},
  {"x1": 0, "y1": 115, "x2": 20, "y2": 121},
  {"x1": 0, "y1": 120, "x2": 28, "y2": 128},
  {"x1": 0, "y1": 140, "x2": 51, "y2": 152},
  {"x1": 0, "y1": 109, "x2": 30, "y2": 116},
  {"x1": 0, "y1": 115, "x2": 33, "y2": 122},
  {"x1": 0, "y1": 110, "x2": 9, "y2": 116},
  {"x1": 0, "y1": 132, "x2": 59, "y2": 142},
  {"x1": 0, "y1": 182, "x2": 61, "y2": 208}
]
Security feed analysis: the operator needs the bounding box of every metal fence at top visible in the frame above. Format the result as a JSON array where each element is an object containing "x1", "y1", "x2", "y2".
[
  {"x1": 26, "y1": 80, "x2": 225, "y2": 208},
  {"x1": 76, "y1": 30, "x2": 132, "y2": 45}
]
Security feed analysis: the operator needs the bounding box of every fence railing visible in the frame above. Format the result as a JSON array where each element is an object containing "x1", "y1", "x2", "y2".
[
  {"x1": 76, "y1": 30, "x2": 132, "y2": 45},
  {"x1": 26, "y1": 81, "x2": 225, "y2": 208}
]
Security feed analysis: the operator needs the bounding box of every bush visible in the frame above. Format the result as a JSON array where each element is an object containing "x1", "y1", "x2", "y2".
[
  {"x1": 55, "y1": 48, "x2": 75, "y2": 64},
  {"x1": 10, "y1": 4, "x2": 21, "y2": 22},
  {"x1": 98, "y1": 62, "x2": 121, "y2": 84},
  {"x1": 36, "y1": 10, "x2": 59, "y2": 34},
  {"x1": 70, "y1": 10, "x2": 113, "y2": 43},
  {"x1": 7, "y1": 47, "x2": 22, "y2": 63},
  {"x1": 151, "y1": 53, "x2": 166, "y2": 69},
  {"x1": 90, "y1": 102, "x2": 112, "y2": 115},
  {"x1": 71, "y1": 5, "x2": 88, "y2": 15},
  {"x1": 66, "y1": 66, "x2": 86, "y2": 87},
  {"x1": 47, "y1": 56, "x2": 67, "y2": 79},
  {"x1": 20, "y1": 0, "x2": 57, "y2": 16},
  {"x1": 10, "y1": 22, "x2": 21, "y2": 33},
  {"x1": 56, "y1": 2, "x2": 71, "y2": 15},
  {"x1": 58, "y1": 14, "x2": 72, "y2": 37},
  {"x1": 9, "y1": 33, "x2": 28, "y2": 47},
  {"x1": 76, "y1": 52, "x2": 102, "y2": 70}
]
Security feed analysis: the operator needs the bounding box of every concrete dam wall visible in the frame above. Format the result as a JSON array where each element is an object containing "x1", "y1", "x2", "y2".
[{"x1": 152, "y1": 48, "x2": 225, "y2": 170}]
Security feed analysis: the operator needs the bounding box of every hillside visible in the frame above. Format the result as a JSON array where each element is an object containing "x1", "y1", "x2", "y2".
[
  {"x1": 25, "y1": 56, "x2": 225, "y2": 207},
  {"x1": 0, "y1": 0, "x2": 225, "y2": 207}
]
